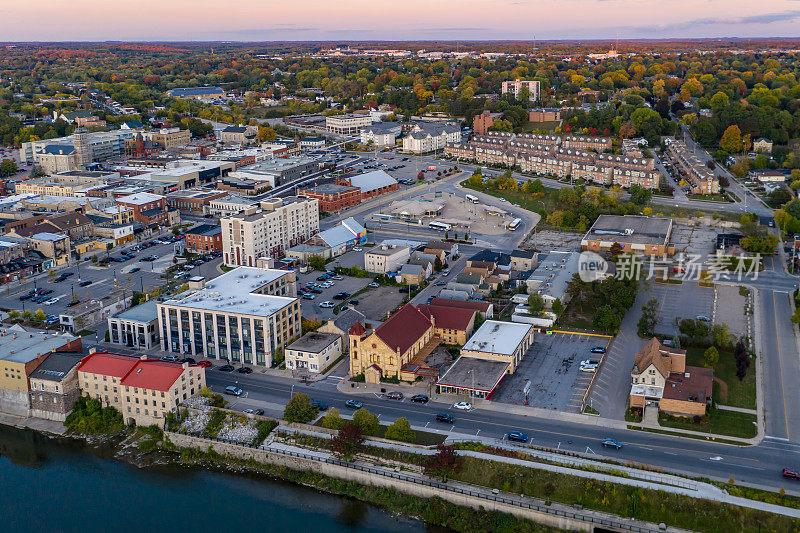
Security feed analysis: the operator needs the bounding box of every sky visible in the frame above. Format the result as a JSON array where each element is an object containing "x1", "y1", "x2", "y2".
[{"x1": 1, "y1": 0, "x2": 799, "y2": 41}]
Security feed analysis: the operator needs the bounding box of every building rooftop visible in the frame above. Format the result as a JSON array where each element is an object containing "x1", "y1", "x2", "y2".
[
  {"x1": 29, "y1": 352, "x2": 82, "y2": 382},
  {"x1": 418, "y1": 304, "x2": 475, "y2": 331},
  {"x1": 0, "y1": 325, "x2": 78, "y2": 364},
  {"x1": 662, "y1": 366, "x2": 713, "y2": 404},
  {"x1": 301, "y1": 184, "x2": 359, "y2": 195},
  {"x1": 366, "y1": 245, "x2": 409, "y2": 257},
  {"x1": 437, "y1": 356, "x2": 510, "y2": 393},
  {"x1": 186, "y1": 224, "x2": 222, "y2": 237},
  {"x1": 584, "y1": 215, "x2": 673, "y2": 246},
  {"x1": 429, "y1": 298, "x2": 491, "y2": 313},
  {"x1": 168, "y1": 87, "x2": 224, "y2": 97},
  {"x1": 462, "y1": 320, "x2": 532, "y2": 356},
  {"x1": 525, "y1": 251, "x2": 579, "y2": 302},
  {"x1": 288, "y1": 331, "x2": 339, "y2": 353},
  {"x1": 370, "y1": 303, "x2": 432, "y2": 355},
  {"x1": 163, "y1": 266, "x2": 296, "y2": 317},
  {"x1": 346, "y1": 170, "x2": 398, "y2": 193},
  {"x1": 77, "y1": 351, "x2": 187, "y2": 392},
  {"x1": 117, "y1": 192, "x2": 164, "y2": 205},
  {"x1": 110, "y1": 299, "x2": 159, "y2": 323}
]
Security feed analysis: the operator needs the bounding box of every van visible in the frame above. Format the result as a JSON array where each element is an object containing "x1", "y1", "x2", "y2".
[
  {"x1": 224, "y1": 386, "x2": 243, "y2": 396},
  {"x1": 511, "y1": 294, "x2": 529, "y2": 304}
]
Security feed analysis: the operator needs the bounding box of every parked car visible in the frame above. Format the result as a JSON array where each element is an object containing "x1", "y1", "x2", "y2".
[
  {"x1": 581, "y1": 359, "x2": 601, "y2": 367},
  {"x1": 197, "y1": 361, "x2": 213, "y2": 368},
  {"x1": 590, "y1": 347, "x2": 606, "y2": 354},
  {"x1": 302, "y1": 294, "x2": 316, "y2": 300},
  {"x1": 435, "y1": 413, "x2": 454, "y2": 423},
  {"x1": 79, "y1": 280, "x2": 92, "y2": 287},
  {"x1": 580, "y1": 364, "x2": 598, "y2": 373},
  {"x1": 319, "y1": 301, "x2": 335, "y2": 308},
  {"x1": 410, "y1": 394, "x2": 429, "y2": 403},
  {"x1": 348, "y1": 299, "x2": 359, "y2": 305},
  {"x1": 219, "y1": 364, "x2": 235, "y2": 372},
  {"x1": 66, "y1": 299, "x2": 81, "y2": 307},
  {"x1": 311, "y1": 400, "x2": 328, "y2": 411},
  {"x1": 368, "y1": 282, "x2": 380, "y2": 288},
  {"x1": 344, "y1": 399, "x2": 363, "y2": 409},
  {"x1": 43, "y1": 298, "x2": 60, "y2": 305},
  {"x1": 352, "y1": 248, "x2": 362, "y2": 252},
  {"x1": 224, "y1": 386, "x2": 243, "y2": 396},
  {"x1": 180, "y1": 357, "x2": 196, "y2": 364},
  {"x1": 453, "y1": 401, "x2": 472, "y2": 410},
  {"x1": 243, "y1": 409, "x2": 254, "y2": 414},
  {"x1": 601, "y1": 438, "x2": 623, "y2": 449},
  {"x1": 386, "y1": 391, "x2": 404, "y2": 400},
  {"x1": 237, "y1": 367, "x2": 253, "y2": 374},
  {"x1": 507, "y1": 431, "x2": 529, "y2": 443},
  {"x1": 696, "y1": 315, "x2": 710, "y2": 322},
  {"x1": 442, "y1": 269, "x2": 450, "y2": 276},
  {"x1": 130, "y1": 267, "x2": 141, "y2": 273},
  {"x1": 161, "y1": 355, "x2": 179, "y2": 362},
  {"x1": 255, "y1": 409, "x2": 265, "y2": 416}
]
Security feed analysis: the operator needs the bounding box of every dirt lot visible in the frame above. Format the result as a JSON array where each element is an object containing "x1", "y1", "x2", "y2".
[
  {"x1": 356, "y1": 284, "x2": 408, "y2": 322},
  {"x1": 523, "y1": 229, "x2": 584, "y2": 252}
]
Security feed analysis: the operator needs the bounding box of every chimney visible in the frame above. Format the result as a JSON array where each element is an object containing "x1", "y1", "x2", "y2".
[
  {"x1": 12, "y1": 333, "x2": 17, "y2": 339},
  {"x1": 140, "y1": 354, "x2": 148, "y2": 360},
  {"x1": 89, "y1": 347, "x2": 97, "y2": 354}
]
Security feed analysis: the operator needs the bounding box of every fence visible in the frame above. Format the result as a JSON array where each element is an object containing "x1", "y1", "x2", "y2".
[{"x1": 171, "y1": 431, "x2": 664, "y2": 533}]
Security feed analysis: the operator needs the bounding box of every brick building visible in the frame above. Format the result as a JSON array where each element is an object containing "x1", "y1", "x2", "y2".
[
  {"x1": 298, "y1": 184, "x2": 362, "y2": 213},
  {"x1": 166, "y1": 188, "x2": 228, "y2": 214},
  {"x1": 185, "y1": 224, "x2": 223, "y2": 252}
]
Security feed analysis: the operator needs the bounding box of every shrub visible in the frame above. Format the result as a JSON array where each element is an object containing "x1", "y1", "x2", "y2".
[
  {"x1": 352, "y1": 408, "x2": 379, "y2": 435},
  {"x1": 332, "y1": 422, "x2": 364, "y2": 460},
  {"x1": 385, "y1": 417, "x2": 415, "y2": 443},
  {"x1": 283, "y1": 393, "x2": 319, "y2": 424},
  {"x1": 252, "y1": 420, "x2": 279, "y2": 445},
  {"x1": 65, "y1": 395, "x2": 125, "y2": 434},
  {"x1": 321, "y1": 407, "x2": 345, "y2": 430}
]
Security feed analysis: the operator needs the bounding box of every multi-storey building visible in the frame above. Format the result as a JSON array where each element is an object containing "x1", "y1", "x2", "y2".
[
  {"x1": 563, "y1": 135, "x2": 613, "y2": 151},
  {"x1": 402, "y1": 122, "x2": 461, "y2": 154},
  {"x1": 221, "y1": 197, "x2": 319, "y2": 266},
  {"x1": 21, "y1": 130, "x2": 135, "y2": 168},
  {"x1": 572, "y1": 162, "x2": 614, "y2": 185},
  {"x1": 326, "y1": 113, "x2": 373, "y2": 135},
  {"x1": 157, "y1": 266, "x2": 301, "y2": 367},
  {"x1": 665, "y1": 140, "x2": 719, "y2": 194},
  {"x1": 166, "y1": 188, "x2": 228, "y2": 214},
  {"x1": 185, "y1": 224, "x2": 223, "y2": 252},
  {"x1": 612, "y1": 168, "x2": 661, "y2": 189},
  {"x1": 297, "y1": 184, "x2": 362, "y2": 213},
  {"x1": 116, "y1": 192, "x2": 171, "y2": 226},
  {"x1": 501, "y1": 79, "x2": 540, "y2": 102},
  {"x1": 76, "y1": 350, "x2": 206, "y2": 426},
  {"x1": 167, "y1": 87, "x2": 225, "y2": 100},
  {"x1": 472, "y1": 111, "x2": 503, "y2": 135}
]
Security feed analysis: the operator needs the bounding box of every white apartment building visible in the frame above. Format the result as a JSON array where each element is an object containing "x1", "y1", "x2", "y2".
[
  {"x1": 157, "y1": 266, "x2": 301, "y2": 367},
  {"x1": 285, "y1": 331, "x2": 342, "y2": 373},
  {"x1": 326, "y1": 113, "x2": 373, "y2": 135},
  {"x1": 221, "y1": 197, "x2": 319, "y2": 266},
  {"x1": 501, "y1": 79, "x2": 541, "y2": 102},
  {"x1": 364, "y1": 244, "x2": 410, "y2": 274},
  {"x1": 208, "y1": 194, "x2": 260, "y2": 217},
  {"x1": 402, "y1": 122, "x2": 462, "y2": 154}
]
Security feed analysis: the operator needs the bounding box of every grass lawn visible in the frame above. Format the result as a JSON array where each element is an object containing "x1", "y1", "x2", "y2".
[
  {"x1": 521, "y1": 120, "x2": 561, "y2": 132},
  {"x1": 314, "y1": 419, "x2": 447, "y2": 446},
  {"x1": 686, "y1": 347, "x2": 756, "y2": 410},
  {"x1": 659, "y1": 409, "x2": 757, "y2": 439}
]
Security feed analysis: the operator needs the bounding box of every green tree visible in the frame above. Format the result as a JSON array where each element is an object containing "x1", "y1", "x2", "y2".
[
  {"x1": 434, "y1": 255, "x2": 443, "y2": 272},
  {"x1": 637, "y1": 298, "x2": 658, "y2": 337},
  {"x1": 527, "y1": 293, "x2": 545, "y2": 315},
  {"x1": 283, "y1": 393, "x2": 318, "y2": 423},
  {"x1": 0, "y1": 158, "x2": 18, "y2": 177},
  {"x1": 34, "y1": 309, "x2": 46, "y2": 322},
  {"x1": 384, "y1": 417, "x2": 415, "y2": 443},
  {"x1": 308, "y1": 255, "x2": 326, "y2": 271},
  {"x1": 704, "y1": 346, "x2": 720, "y2": 368},
  {"x1": 628, "y1": 184, "x2": 652, "y2": 205},
  {"x1": 711, "y1": 323, "x2": 732, "y2": 349},
  {"x1": 352, "y1": 407, "x2": 379, "y2": 435},
  {"x1": 551, "y1": 298, "x2": 564, "y2": 316},
  {"x1": 593, "y1": 305, "x2": 622, "y2": 333},
  {"x1": 321, "y1": 407, "x2": 344, "y2": 430}
]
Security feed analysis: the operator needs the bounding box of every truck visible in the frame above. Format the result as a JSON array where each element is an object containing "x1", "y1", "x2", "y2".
[{"x1": 427, "y1": 165, "x2": 437, "y2": 171}]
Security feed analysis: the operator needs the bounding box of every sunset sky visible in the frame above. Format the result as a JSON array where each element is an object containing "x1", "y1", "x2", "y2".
[{"x1": 1, "y1": 0, "x2": 799, "y2": 41}]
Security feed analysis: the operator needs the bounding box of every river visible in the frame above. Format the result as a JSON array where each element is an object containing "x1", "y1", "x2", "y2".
[{"x1": 0, "y1": 424, "x2": 431, "y2": 533}]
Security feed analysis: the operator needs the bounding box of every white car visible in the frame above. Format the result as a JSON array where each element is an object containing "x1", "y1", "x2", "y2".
[
  {"x1": 319, "y1": 301, "x2": 335, "y2": 308},
  {"x1": 352, "y1": 247, "x2": 362, "y2": 252},
  {"x1": 368, "y1": 282, "x2": 380, "y2": 288},
  {"x1": 43, "y1": 297, "x2": 60, "y2": 305},
  {"x1": 580, "y1": 364, "x2": 598, "y2": 373},
  {"x1": 453, "y1": 401, "x2": 472, "y2": 411}
]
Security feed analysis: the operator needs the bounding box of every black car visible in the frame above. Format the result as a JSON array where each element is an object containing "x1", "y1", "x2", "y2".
[
  {"x1": 345, "y1": 399, "x2": 363, "y2": 409},
  {"x1": 180, "y1": 357, "x2": 196, "y2": 364},
  {"x1": 62, "y1": 272, "x2": 74, "y2": 278},
  {"x1": 40, "y1": 289, "x2": 53, "y2": 296},
  {"x1": 218, "y1": 364, "x2": 235, "y2": 372},
  {"x1": 79, "y1": 280, "x2": 92, "y2": 287},
  {"x1": 255, "y1": 409, "x2": 265, "y2": 416},
  {"x1": 435, "y1": 413, "x2": 454, "y2": 423},
  {"x1": 237, "y1": 367, "x2": 253, "y2": 374},
  {"x1": 311, "y1": 400, "x2": 328, "y2": 410},
  {"x1": 66, "y1": 299, "x2": 81, "y2": 307},
  {"x1": 348, "y1": 299, "x2": 359, "y2": 305},
  {"x1": 410, "y1": 394, "x2": 429, "y2": 403}
]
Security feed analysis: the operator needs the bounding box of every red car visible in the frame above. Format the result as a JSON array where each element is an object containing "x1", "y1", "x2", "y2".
[
  {"x1": 782, "y1": 468, "x2": 800, "y2": 480},
  {"x1": 197, "y1": 361, "x2": 213, "y2": 368}
]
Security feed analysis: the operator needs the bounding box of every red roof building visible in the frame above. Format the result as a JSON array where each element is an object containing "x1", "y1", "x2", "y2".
[
  {"x1": 76, "y1": 351, "x2": 206, "y2": 426},
  {"x1": 418, "y1": 304, "x2": 477, "y2": 345},
  {"x1": 429, "y1": 297, "x2": 493, "y2": 318}
]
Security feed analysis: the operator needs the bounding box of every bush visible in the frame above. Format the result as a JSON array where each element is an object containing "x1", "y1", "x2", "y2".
[
  {"x1": 352, "y1": 408, "x2": 379, "y2": 435},
  {"x1": 252, "y1": 420, "x2": 279, "y2": 445},
  {"x1": 203, "y1": 409, "x2": 227, "y2": 438},
  {"x1": 138, "y1": 439, "x2": 158, "y2": 452},
  {"x1": 385, "y1": 417, "x2": 415, "y2": 443},
  {"x1": 283, "y1": 393, "x2": 319, "y2": 423},
  {"x1": 321, "y1": 407, "x2": 345, "y2": 430},
  {"x1": 199, "y1": 386, "x2": 227, "y2": 408},
  {"x1": 332, "y1": 422, "x2": 364, "y2": 460},
  {"x1": 65, "y1": 395, "x2": 125, "y2": 434}
]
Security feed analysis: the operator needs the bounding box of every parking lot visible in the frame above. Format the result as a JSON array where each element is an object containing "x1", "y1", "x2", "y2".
[
  {"x1": 296, "y1": 270, "x2": 375, "y2": 322},
  {"x1": 643, "y1": 281, "x2": 715, "y2": 335},
  {"x1": 492, "y1": 332, "x2": 611, "y2": 412}
]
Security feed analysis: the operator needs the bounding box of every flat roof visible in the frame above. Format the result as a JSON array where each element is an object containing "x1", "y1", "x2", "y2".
[
  {"x1": 117, "y1": 192, "x2": 164, "y2": 205},
  {"x1": 366, "y1": 245, "x2": 409, "y2": 256},
  {"x1": 163, "y1": 266, "x2": 296, "y2": 317},
  {"x1": 584, "y1": 215, "x2": 672, "y2": 246},
  {"x1": 0, "y1": 325, "x2": 77, "y2": 364},
  {"x1": 288, "y1": 331, "x2": 339, "y2": 354},
  {"x1": 462, "y1": 320, "x2": 532, "y2": 356},
  {"x1": 111, "y1": 299, "x2": 159, "y2": 323},
  {"x1": 437, "y1": 356, "x2": 510, "y2": 392}
]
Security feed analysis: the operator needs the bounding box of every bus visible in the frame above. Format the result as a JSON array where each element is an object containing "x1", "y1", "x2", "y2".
[
  {"x1": 465, "y1": 194, "x2": 479, "y2": 204},
  {"x1": 428, "y1": 221, "x2": 452, "y2": 232},
  {"x1": 507, "y1": 218, "x2": 522, "y2": 231}
]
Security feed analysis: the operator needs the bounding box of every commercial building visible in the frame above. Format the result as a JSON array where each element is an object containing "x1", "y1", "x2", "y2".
[
  {"x1": 14, "y1": 170, "x2": 120, "y2": 197},
  {"x1": 107, "y1": 300, "x2": 160, "y2": 351},
  {"x1": 629, "y1": 338, "x2": 712, "y2": 417},
  {"x1": 76, "y1": 350, "x2": 206, "y2": 426},
  {"x1": 167, "y1": 87, "x2": 225, "y2": 100},
  {"x1": 232, "y1": 157, "x2": 317, "y2": 188},
  {"x1": 402, "y1": 122, "x2": 462, "y2": 154},
  {"x1": 298, "y1": 184, "x2": 361, "y2": 213},
  {"x1": 437, "y1": 320, "x2": 534, "y2": 399},
  {"x1": 337, "y1": 169, "x2": 399, "y2": 200},
  {"x1": 0, "y1": 325, "x2": 81, "y2": 416},
  {"x1": 116, "y1": 192, "x2": 172, "y2": 227},
  {"x1": 582, "y1": 215, "x2": 674, "y2": 256},
  {"x1": 166, "y1": 188, "x2": 228, "y2": 214},
  {"x1": 326, "y1": 113, "x2": 373, "y2": 135},
  {"x1": 501, "y1": 79, "x2": 541, "y2": 102},
  {"x1": 157, "y1": 266, "x2": 301, "y2": 367},
  {"x1": 528, "y1": 108, "x2": 561, "y2": 122},
  {"x1": 28, "y1": 352, "x2": 83, "y2": 422},
  {"x1": 220, "y1": 125, "x2": 259, "y2": 146},
  {"x1": 221, "y1": 196, "x2": 319, "y2": 265},
  {"x1": 299, "y1": 137, "x2": 326, "y2": 150},
  {"x1": 148, "y1": 160, "x2": 235, "y2": 189},
  {"x1": 285, "y1": 331, "x2": 342, "y2": 374},
  {"x1": 21, "y1": 130, "x2": 135, "y2": 169},
  {"x1": 185, "y1": 224, "x2": 223, "y2": 252},
  {"x1": 59, "y1": 287, "x2": 134, "y2": 333},
  {"x1": 208, "y1": 195, "x2": 259, "y2": 217},
  {"x1": 364, "y1": 244, "x2": 410, "y2": 274},
  {"x1": 418, "y1": 304, "x2": 477, "y2": 345},
  {"x1": 349, "y1": 303, "x2": 439, "y2": 383}
]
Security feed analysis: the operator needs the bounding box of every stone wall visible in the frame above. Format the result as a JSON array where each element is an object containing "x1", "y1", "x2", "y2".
[
  {"x1": 29, "y1": 388, "x2": 80, "y2": 422},
  {"x1": 0, "y1": 388, "x2": 30, "y2": 417},
  {"x1": 166, "y1": 431, "x2": 592, "y2": 532}
]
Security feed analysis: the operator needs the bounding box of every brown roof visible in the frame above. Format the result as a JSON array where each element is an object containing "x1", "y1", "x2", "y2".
[
  {"x1": 418, "y1": 304, "x2": 475, "y2": 332},
  {"x1": 632, "y1": 338, "x2": 685, "y2": 377},
  {"x1": 430, "y1": 298, "x2": 491, "y2": 313},
  {"x1": 469, "y1": 260, "x2": 496, "y2": 270},
  {"x1": 425, "y1": 240, "x2": 453, "y2": 251},
  {"x1": 663, "y1": 366, "x2": 713, "y2": 404},
  {"x1": 374, "y1": 303, "x2": 432, "y2": 355},
  {"x1": 349, "y1": 322, "x2": 366, "y2": 336},
  {"x1": 49, "y1": 212, "x2": 93, "y2": 230}
]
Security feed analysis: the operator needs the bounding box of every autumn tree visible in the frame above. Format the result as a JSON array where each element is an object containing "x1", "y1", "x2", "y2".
[
  {"x1": 423, "y1": 444, "x2": 463, "y2": 482},
  {"x1": 332, "y1": 422, "x2": 364, "y2": 460},
  {"x1": 720, "y1": 125, "x2": 743, "y2": 154}
]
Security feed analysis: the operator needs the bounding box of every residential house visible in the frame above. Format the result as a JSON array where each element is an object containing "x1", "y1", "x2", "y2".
[
  {"x1": 364, "y1": 244, "x2": 410, "y2": 274},
  {"x1": 285, "y1": 331, "x2": 342, "y2": 374}
]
